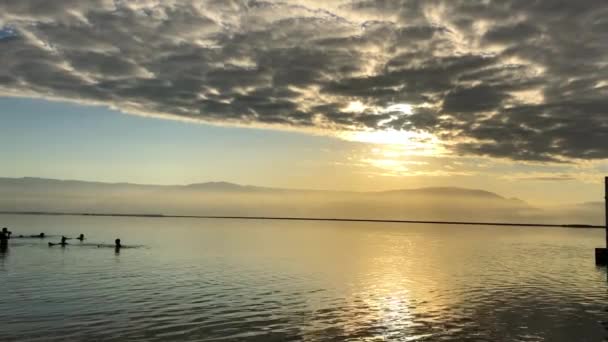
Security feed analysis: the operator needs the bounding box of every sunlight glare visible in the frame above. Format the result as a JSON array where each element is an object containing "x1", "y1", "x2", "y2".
[
  {"x1": 342, "y1": 130, "x2": 443, "y2": 154},
  {"x1": 344, "y1": 100, "x2": 367, "y2": 113},
  {"x1": 339, "y1": 129, "x2": 445, "y2": 175}
]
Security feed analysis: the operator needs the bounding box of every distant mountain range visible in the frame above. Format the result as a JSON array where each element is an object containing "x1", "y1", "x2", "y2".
[
  {"x1": 0, "y1": 177, "x2": 519, "y2": 198},
  {"x1": 0, "y1": 177, "x2": 601, "y2": 225}
]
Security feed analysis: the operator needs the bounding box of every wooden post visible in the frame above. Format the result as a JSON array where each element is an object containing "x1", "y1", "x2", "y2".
[
  {"x1": 605, "y1": 176, "x2": 608, "y2": 248},
  {"x1": 595, "y1": 177, "x2": 608, "y2": 264}
]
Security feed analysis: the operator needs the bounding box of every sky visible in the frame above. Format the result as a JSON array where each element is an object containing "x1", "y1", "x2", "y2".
[{"x1": 1, "y1": 0, "x2": 607, "y2": 204}]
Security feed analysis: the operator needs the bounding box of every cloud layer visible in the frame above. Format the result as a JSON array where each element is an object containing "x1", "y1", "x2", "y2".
[{"x1": 1, "y1": 0, "x2": 607, "y2": 161}]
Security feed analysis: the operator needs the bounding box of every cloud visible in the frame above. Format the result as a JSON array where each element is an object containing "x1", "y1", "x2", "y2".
[
  {"x1": 0, "y1": 0, "x2": 607, "y2": 161},
  {"x1": 503, "y1": 173, "x2": 576, "y2": 182}
]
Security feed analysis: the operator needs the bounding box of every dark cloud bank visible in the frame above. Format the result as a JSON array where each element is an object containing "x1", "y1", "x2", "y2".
[{"x1": 1, "y1": 0, "x2": 607, "y2": 161}]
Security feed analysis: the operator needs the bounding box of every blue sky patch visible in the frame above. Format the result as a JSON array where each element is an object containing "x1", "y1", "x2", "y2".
[{"x1": 0, "y1": 26, "x2": 17, "y2": 40}]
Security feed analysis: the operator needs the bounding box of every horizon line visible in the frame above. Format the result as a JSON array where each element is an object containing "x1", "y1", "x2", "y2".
[{"x1": 0, "y1": 211, "x2": 603, "y2": 229}]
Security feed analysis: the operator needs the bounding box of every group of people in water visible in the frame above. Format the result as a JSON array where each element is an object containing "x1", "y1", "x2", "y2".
[
  {"x1": 47, "y1": 234, "x2": 85, "y2": 246},
  {"x1": 1, "y1": 227, "x2": 122, "y2": 251}
]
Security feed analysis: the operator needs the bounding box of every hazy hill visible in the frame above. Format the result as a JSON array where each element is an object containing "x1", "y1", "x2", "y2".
[
  {"x1": 379, "y1": 187, "x2": 503, "y2": 198},
  {"x1": 0, "y1": 177, "x2": 601, "y2": 225},
  {"x1": 0, "y1": 177, "x2": 519, "y2": 197}
]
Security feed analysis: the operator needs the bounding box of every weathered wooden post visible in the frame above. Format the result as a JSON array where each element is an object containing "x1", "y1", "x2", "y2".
[{"x1": 595, "y1": 177, "x2": 608, "y2": 264}]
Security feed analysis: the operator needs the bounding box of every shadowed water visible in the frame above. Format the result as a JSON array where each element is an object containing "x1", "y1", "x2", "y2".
[{"x1": 1, "y1": 214, "x2": 607, "y2": 341}]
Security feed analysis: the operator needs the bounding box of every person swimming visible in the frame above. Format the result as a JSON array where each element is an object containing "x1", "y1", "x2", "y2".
[
  {"x1": 15, "y1": 232, "x2": 45, "y2": 238},
  {"x1": 76, "y1": 234, "x2": 84, "y2": 241},
  {"x1": 49, "y1": 236, "x2": 68, "y2": 247},
  {"x1": 114, "y1": 238, "x2": 122, "y2": 254},
  {"x1": 96, "y1": 238, "x2": 123, "y2": 250},
  {"x1": 17, "y1": 233, "x2": 45, "y2": 238}
]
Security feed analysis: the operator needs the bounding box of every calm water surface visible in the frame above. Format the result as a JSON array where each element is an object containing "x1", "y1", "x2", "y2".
[{"x1": 0, "y1": 214, "x2": 607, "y2": 341}]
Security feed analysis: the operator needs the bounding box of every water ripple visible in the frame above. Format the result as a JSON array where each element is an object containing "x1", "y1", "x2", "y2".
[{"x1": 0, "y1": 216, "x2": 607, "y2": 341}]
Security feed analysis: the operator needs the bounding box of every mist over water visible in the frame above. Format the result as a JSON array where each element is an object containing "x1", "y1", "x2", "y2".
[
  {"x1": 1, "y1": 214, "x2": 607, "y2": 341},
  {"x1": 0, "y1": 178, "x2": 603, "y2": 225}
]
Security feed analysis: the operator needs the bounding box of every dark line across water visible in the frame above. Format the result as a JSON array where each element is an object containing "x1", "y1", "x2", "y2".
[{"x1": 0, "y1": 211, "x2": 603, "y2": 229}]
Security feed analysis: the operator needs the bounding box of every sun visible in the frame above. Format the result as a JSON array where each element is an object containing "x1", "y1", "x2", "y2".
[
  {"x1": 341, "y1": 129, "x2": 443, "y2": 154},
  {"x1": 343, "y1": 100, "x2": 367, "y2": 113},
  {"x1": 337, "y1": 102, "x2": 444, "y2": 159}
]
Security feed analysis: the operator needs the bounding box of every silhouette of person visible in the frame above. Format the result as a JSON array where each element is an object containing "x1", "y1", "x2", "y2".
[
  {"x1": 76, "y1": 234, "x2": 84, "y2": 241},
  {"x1": 0, "y1": 230, "x2": 8, "y2": 258},
  {"x1": 2, "y1": 227, "x2": 11, "y2": 239},
  {"x1": 0, "y1": 240, "x2": 7, "y2": 255},
  {"x1": 114, "y1": 238, "x2": 122, "y2": 254},
  {"x1": 50, "y1": 236, "x2": 68, "y2": 247}
]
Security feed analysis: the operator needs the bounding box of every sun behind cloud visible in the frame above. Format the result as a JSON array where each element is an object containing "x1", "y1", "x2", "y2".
[{"x1": 0, "y1": 0, "x2": 607, "y2": 163}]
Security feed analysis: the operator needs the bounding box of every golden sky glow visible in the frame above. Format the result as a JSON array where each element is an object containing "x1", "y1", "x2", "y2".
[{"x1": 1, "y1": 0, "x2": 608, "y2": 208}]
